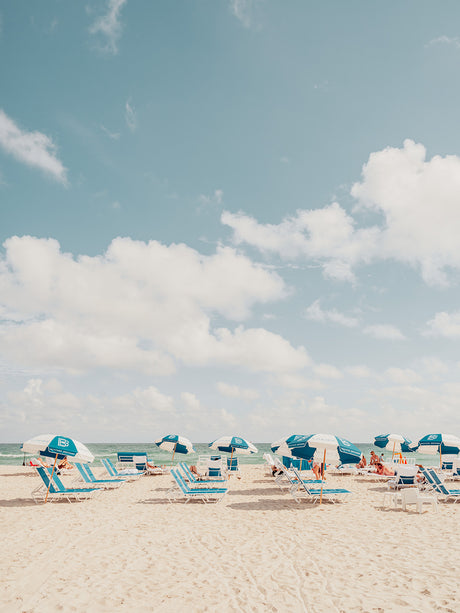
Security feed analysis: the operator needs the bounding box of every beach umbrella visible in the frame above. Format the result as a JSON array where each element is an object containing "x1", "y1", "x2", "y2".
[
  {"x1": 209, "y1": 436, "x2": 258, "y2": 462},
  {"x1": 154, "y1": 434, "x2": 195, "y2": 462},
  {"x1": 271, "y1": 434, "x2": 305, "y2": 454},
  {"x1": 21, "y1": 434, "x2": 94, "y2": 503},
  {"x1": 416, "y1": 433, "x2": 460, "y2": 467},
  {"x1": 276, "y1": 433, "x2": 362, "y2": 504},
  {"x1": 373, "y1": 434, "x2": 414, "y2": 457}
]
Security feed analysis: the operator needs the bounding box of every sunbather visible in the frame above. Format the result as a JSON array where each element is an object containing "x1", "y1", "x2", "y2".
[
  {"x1": 369, "y1": 451, "x2": 379, "y2": 465},
  {"x1": 375, "y1": 462, "x2": 394, "y2": 476},
  {"x1": 58, "y1": 456, "x2": 73, "y2": 470},
  {"x1": 357, "y1": 456, "x2": 367, "y2": 468}
]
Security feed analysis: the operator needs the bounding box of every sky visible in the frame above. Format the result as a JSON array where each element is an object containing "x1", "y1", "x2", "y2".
[{"x1": 2, "y1": 1, "x2": 460, "y2": 443}]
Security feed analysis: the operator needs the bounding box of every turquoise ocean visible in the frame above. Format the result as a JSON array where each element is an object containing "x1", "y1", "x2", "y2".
[{"x1": 0, "y1": 442, "x2": 440, "y2": 467}]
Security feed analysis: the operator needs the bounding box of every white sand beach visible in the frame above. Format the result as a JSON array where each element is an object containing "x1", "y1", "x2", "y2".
[{"x1": 1, "y1": 464, "x2": 459, "y2": 613}]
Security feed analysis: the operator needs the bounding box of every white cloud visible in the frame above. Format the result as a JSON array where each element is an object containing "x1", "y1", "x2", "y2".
[
  {"x1": 100, "y1": 125, "x2": 120, "y2": 140},
  {"x1": 424, "y1": 311, "x2": 460, "y2": 338},
  {"x1": 345, "y1": 365, "x2": 373, "y2": 378},
  {"x1": 426, "y1": 36, "x2": 460, "y2": 49},
  {"x1": 230, "y1": 0, "x2": 253, "y2": 28},
  {"x1": 223, "y1": 140, "x2": 460, "y2": 286},
  {"x1": 89, "y1": 0, "x2": 127, "y2": 55},
  {"x1": 363, "y1": 324, "x2": 406, "y2": 341},
  {"x1": 216, "y1": 381, "x2": 260, "y2": 399},
  {"x1": 197, "y1": 189, "x2": 224, "y2": 210},
  {"x1": 0, "y1": 235, "x2": 308, "y2": 376},
  {"x1": 313, "y1": 363, "x2": 343, "y2": 379},
  {"x1": 305, "y1": 299, "x2": 359, "y2": 327},
  {"x1": 0, "y1": 109, "x2": 67, "y2": 184},
  {"x1": 385, "y1": 368, "x2": 421, "y2": 385},
  {"x1": 125, "y1": 99, "x2": 136, "y2": 131}
]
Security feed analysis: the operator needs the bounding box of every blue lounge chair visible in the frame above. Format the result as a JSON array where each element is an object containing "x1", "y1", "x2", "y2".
[
  {"x1": 74, "y1": 462, "x2": 125, "y2": 488},
  {"x1": 291, "y1": 468, "x2": 352, "y2": 504},
  {"x1": 272, "y1": 457, "x2": 323, "y2": 490},
  {"x1": 426, "y1": 469, "x2": 460, "y2": 502},
  {"x1": 102, "y1": 458, "x2": 143, "y2": 480},
  {"x1": 179, "y1": 462, "x2": 227, "y2": 485},
  {"x1": 116, "y1": 452, "x2": 148, "y2": 472},
  {"x1": 167, "y1": 469, "x2": 228, "y2": 504},
  {"x1": 32, "y1": 467, "x2": 102, "y2": 503}
]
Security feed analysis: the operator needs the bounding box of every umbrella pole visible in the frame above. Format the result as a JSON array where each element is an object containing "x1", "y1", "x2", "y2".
[
  {"x1": 319, "y1": 449, "x2": 326, "y2": 505},
  {"x1": 440, "y1": 444, "x2": 442, "y2": 469},
  {"x1": 44, "y1": 453, "x2": 58, "y2": 503},
  {"x1": 392, "y1": 441, "x2": 395, "y2": 460},
  {"x1": 172, "y1": 442, "x2": 177, "y2": 464}
]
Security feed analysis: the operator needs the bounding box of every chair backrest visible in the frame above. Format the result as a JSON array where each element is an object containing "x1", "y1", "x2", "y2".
[
  {"x1": 102, "y1": 458, "x2": 117, "y2": 476},
  {"x1": 171, "y1": 469, "x2": 190, "y2": 494},
  {"x1": 45, "y1": 467, "x2": 67, "y2": 492},
  {"x1": 179, "y1": 462, "x2": 195, "y2": 482},
  {"x1": 84, "y1": 464, "x2": 98, "y2": 480},
  {"x1": 263, "y1": 453, "x2": 274, "y2": 465},
  {"x1": 227, "y1": 457, "x2": 239, "y2": 471},
  {"x1": 397, "y1": 475, "x2": 415, "y2": 485},
  {"x1": 75, "y1": 462, "x2": 91, "y2": 483},
  {"x1": 428, "y1": 469, "x2": 442, "y2": 484},
  {"x1": 36, "y1": 466, "x2": 59, "y2": 493},
  {"x1": 291, "y1": 468, "x2": 312, "y2": 494},
  {"x1": 395, "y1": 464, "x2": 418, "y2": 477},
  {"x1": 117, "y1": 453, "x2": 147, "y2": 471}
]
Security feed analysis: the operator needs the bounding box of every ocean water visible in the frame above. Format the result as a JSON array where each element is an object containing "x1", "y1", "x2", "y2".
[{"x1": 0, "y1": 442, "x2": 440, "y2": 467}]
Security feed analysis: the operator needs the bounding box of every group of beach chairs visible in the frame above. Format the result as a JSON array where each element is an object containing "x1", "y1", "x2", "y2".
[
  {"x1": 263, "y1": 453, "x2": 353, "y2": 504},
  {"x1": 31, "y1": 454, "x2": 165, "y2": 504}
]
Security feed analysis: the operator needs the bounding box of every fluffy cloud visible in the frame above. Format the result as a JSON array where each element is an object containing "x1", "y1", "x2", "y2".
[
  {"x1": 89, "y1": 0, "x2": 127, "y2": 55},
  {"x1": 0, "y1": 235, "x2": 308, "y2": 376},
  {"x1": 0, "y1": 109, "x2": 67, "y2": 184},
  {"x1": 424, "y1": 311, "x2": 460, "y2": 338},
  {"x1": 363, "y1": 324, "x2": 406, "y2": 341},
  {"x1": 223, "y1": 140, "x2": 460, "y2": 286},
  {"x1": 216, "y1": 381, "x2": 260, "y2": 400},
  {"x1": 305, "y1": 300, "x2": 359, "y2": 327},
  {"x1": 229, "y1": 0, "x2": 253, "y2": 28},
  {"x1": 125, "y1": 99, "x2": 136, "y2": 131}
]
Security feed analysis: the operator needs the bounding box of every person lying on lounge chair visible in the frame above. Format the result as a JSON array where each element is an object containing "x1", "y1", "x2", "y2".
[
  {"x1": 58, "y1": 456, "x2": 73, "y2": 470},
  {"x1": 375, "y1": 462, "x2": 394, "y2": 476}
]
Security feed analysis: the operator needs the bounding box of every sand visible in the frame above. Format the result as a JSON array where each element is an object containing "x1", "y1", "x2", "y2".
[{"x1": 1, "y1": 464, "x2": 459, "y2": 613}]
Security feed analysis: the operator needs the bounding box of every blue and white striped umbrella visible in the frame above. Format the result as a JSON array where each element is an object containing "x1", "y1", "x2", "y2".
[
  {"x1": 155, "y1": 434, "x2": 195, "y2": 459},
  {"x1": 209, "y1": 436, "x2": 258, "y2": 456},
  {"x1": 416, "y1": 433, "x2": 460, "y2": 456},
  {"x1": 374, "y1": 434, "x2": 414, "y2": 454},
  {"x1": 276, "y1": 433, "x2": 362, "y2": 465}
]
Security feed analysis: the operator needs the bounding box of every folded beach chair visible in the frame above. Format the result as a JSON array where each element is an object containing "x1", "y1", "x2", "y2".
[
  {"x1": 290, "y1": 468, "x2": 352, "y2": 504},
  {"x1": 32, "y1": 467, "x2": 102, "y2": 503},
  {"x1": 167, "y1": 469, "x2": 228, "y2": 504},
  {"x1": 179, "y1": 462, "x2": 227, "y2": 485},
  {"x1": 74, "y1": 462, "x2": 125, "y2": 488},
  {"x1": 116, "y1": 452, "x2": 148, "y2": 472}
]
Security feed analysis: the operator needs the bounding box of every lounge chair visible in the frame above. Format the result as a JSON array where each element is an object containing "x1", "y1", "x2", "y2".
[
  {"x1": 226, "y1": 457, "x2": 240, "y2": 477},
  {"x1": 101, "y1": 458, "x2": 143, "y2": 480},
  {"x1": 387, "y1": 465, "x2": 419, "y2": 489},
  {"x1": 179, "y1": 462, "x2": 227, "y2": 485},
  {"x1": 74, "y1": 462, "x2": 125, "y2": 488},
  {"x1": 116, "y1": 452, "x2": 149, "y2": 472},
  {"x1": 167, "y1": 469, "x2": 228, "y2": 504},
  {"x1": 425, "y1": 469, "x2": 460, "y2": 503},
  {"x1": 32, "y1": 467, "x2": 102, "y2": 503},
  {"x1": 290, "y1": 468, "x2": 352, "y2": 504},
  {"x1": 272, "y1": 457, "x2": 322, "y2": 490}
]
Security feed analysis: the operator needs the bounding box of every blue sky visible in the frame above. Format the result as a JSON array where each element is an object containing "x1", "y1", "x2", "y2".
[{"x1": 2, "y1": 0, "x2": 460, "y2": 443}]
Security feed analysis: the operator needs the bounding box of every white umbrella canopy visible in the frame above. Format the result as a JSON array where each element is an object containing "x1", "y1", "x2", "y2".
[{"x1": 21, "y1": 434, "x2": 94, "y2": 463}]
